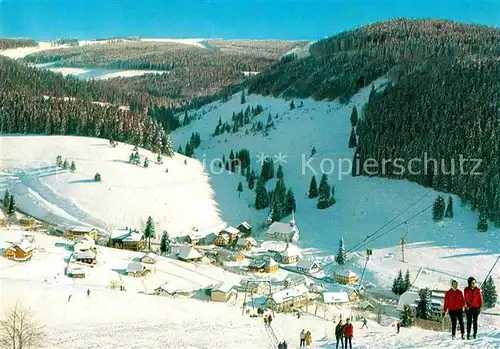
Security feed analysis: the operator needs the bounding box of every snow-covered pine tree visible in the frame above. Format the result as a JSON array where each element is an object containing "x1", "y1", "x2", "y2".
[
  {"x1": 277, "y1": 165, "x2": 284, "y2": 180},
  {"x1": 444, "y1": 196, "x2": 454, "y2": 218},
  {"x1": 56, "y1": 155, "x2": 62, "y2": 167},
  {"x1": 317, "y1": 174, "x2": 331, "y2": 209},
  {"x1": 348, "y1": 127, "x2": 357, "y2": 148},
  {"x1": 3, "y1": 189, "x2": 10, "y2": 210},
  {"x1": 240, "y1": 89, "x2": 246, "y2": 104},
  {"x1": 392, "y1": 270, "x2": 405, "y2": 295},
  {"x1": 143, "y1": 157, "x2": 149, "y2": 168},
  {"x1": 290, "y1": 100, "x2": 295, "y2": 110},
  {"x1": 286, "y1": 188, "x2": 296, "y2": 215},
  {"x1": 404, "y1": 269, "x2": 411, "y2": 292},
  {"x1": 477, "y1": 212, "x2": 488, "y2": 232},
  {"x1": 7, "y1": 194, "x2": 15, "y2": 215},
  {"x1": 255, "y1": 177, "x2": 269, "y2": 210},
  {"x1": 160, "y1": 231, "x2": 170, "y2": 255},
  {"x1": 94, "y1": 173, "x2": 101, "y2": 182},
  {"x1": 330, "y1": 185, "x2": 336, "y2": 206},
  {"x1": 144, "y1": 216, "x2": 155, "y2": 250},
  {"x1": 350, "y1": 106, "x2": 358, "y2": 127},
  {"x1": 400, "y1": 304, "x2": 414, "y2": 327},
  {"x1": 248, "y1": 170, "x2": 256, "y2": 190},
  {"x1": 62, "y1": 159, "x2": 69, "y2": 170},
  {"x1": 432, "y1": 195, "x2": 446, "y2": 221},
  {"x1": 261, "y1": 158, "x2": 274, "y2": 181},
  {"x1": 482, "y1": 275, "x2": 498, "y2": 308},
  {"x1": 311, "y1": 147, "x2": 317, "y2": 157},
  {"x1": 237, "y1": 182, "x2": 243, "y2": 198},
  {"x1": 308, "y1": 175, "x2": 318, "y2": 198},
  {"x1": 70, "y1": 161, "x2": 76, "y2": 172},
  {"x1": 416, "y1": 288, "x2": 432, "y2": 319},
  {"x1": 270, "y1": 199, "x2": 281, "y2": 223},
  {"x1": 335, "y1": 237, "x2": 346, "y2": 265},
  {"x1": 157, "y1": 153, "x2": 163, "y2": 164}
]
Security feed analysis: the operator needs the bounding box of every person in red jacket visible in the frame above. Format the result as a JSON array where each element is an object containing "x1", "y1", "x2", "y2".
[
  {"x1": 464, "y1": 276, "x2": 482, "y2": 339},
  {"x1": 343, "y1": 318, "x2": 353, "y2": 349},
  {"x1": 444, "y1": 279, "x2": 466, "y2": 340}
]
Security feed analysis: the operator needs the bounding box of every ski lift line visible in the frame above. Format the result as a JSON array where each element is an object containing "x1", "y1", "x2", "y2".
[{"x1": 480, "y1": 254, "x2": 500, "y2": 288}]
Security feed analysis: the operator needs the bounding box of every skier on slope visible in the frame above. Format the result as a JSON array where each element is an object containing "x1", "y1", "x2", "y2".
[
  {"x1": 361, "y1": 317, "x2": 368, "y2": 329},
  {"x1": 87, "y1": 289, "x2": 90, "y2": 297},
  {"x1": 444, "y1": 279, "x2": 466, "y2": 340}
]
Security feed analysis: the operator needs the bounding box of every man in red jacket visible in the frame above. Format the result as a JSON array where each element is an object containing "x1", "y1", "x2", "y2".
[
  {"x1": 464, "y1": 276, "x2": 482, "y2": 339},
  {"x1": 343, "y1": 318, "x2": 353, "y2": 349},
  {"x1": 444, "y1": 279, "x2": 466, "y2": 340}
]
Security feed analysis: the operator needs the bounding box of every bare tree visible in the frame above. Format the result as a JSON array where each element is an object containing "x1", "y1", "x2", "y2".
[{"x1": 0, "y1": 302, "x2": 44, "y2": 349}]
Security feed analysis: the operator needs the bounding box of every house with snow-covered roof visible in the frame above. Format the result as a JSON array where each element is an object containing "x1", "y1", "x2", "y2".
[
  {"x1": 211, "y1": 283, "x2": 236, "y2": 302},
  {"x1": 267, "y1": 213, "x2": 299, "y2": 243},
  {"x1": 266, "y1": 284, "x2": 309, "y2": 312},
  {"x1": 236, "y1": 237, "x2": 256, "y2": 250},
  {"x1": 127, "y1": 261, "x2": 146, "y2": 277},
  {"x1": 110, "y1": 228, "x2": 144, "y2": 251},
  {"x1": 155, "y1": 283, "x2": 179, "y2": 296},
  {"x1": 141, "y1": 252, "x2": 159, "y2": 264},
  {"x1": 74, "y1": 250, "x2": 96, "y2": 264},
  {"x1": 66, "y1": 226, "x2": 99, "y2": 241},
  {"x1": 3, "y1": 240, "x2": 34, "y2": 261},
  {"x1": 237, "y1": 221, "x2": 252, "y2": 236},
  {"x1": 333, "y1": 269, "x2": 359, "y2": 285},
  {"x1": 177, "y1": 245, "x2": 203, "y2": 262},
  {"x1": 296, "y1": 258, "x2": 321, "y2": 274},
  {"x1": 322, "y1": 291, "x2": 349, "y2": 304},
  {"x1": 215, "y1": 226, "x2": 240, "y2": 246},
  {"x1": 280, "y1": 243, "x2": 302, "y2": 264}
]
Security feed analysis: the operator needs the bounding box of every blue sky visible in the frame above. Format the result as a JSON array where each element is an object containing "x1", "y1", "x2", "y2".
[{"x1": 1, "y1": 0, "x2": 499, "y2": 41}]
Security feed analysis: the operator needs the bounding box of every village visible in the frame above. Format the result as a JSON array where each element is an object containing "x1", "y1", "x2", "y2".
[{"x1": 1, "y1": 206, "x2": 462, "y2": 336}]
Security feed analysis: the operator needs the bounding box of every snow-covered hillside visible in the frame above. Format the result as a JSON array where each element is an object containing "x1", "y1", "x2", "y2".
[
  {"x1": 171, "y1": 82, "x2": 500, "y2": 291},
  {"x1": 0, "y1": 135, "x2": 225, "y2": 236}
]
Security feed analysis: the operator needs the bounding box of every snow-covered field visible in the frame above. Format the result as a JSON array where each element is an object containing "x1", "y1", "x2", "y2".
[
  {"x1": 0, "y1": 136, "x2": 225, "y2": 236},
  {"x1": 0, "y1": 42, "x2": 70, "y2": 59},
  {"x1": 2, "y1": 229, "x2": 499, "y2": 349},
  {"x1": 171, "y1": 82, "x2": 500, "y2": 292}
]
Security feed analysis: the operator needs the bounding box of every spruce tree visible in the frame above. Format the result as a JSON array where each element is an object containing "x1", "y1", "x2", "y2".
[
  {"x1": 317, "y1": 174, "x2": 331, "y2": 209},
  {"x1": 290, "y1": 100, "x2": 295, "y2": 110},
  {"x1": 237, "y1": 182, "x2": 243, "y2": 198},
  {"x1": 70, "y1": 161, "x2": 76, "y2": 172},
  {"x1": 404, "y1": 269, "x2": 411, "y2": 292},
  {"x1": 240, "y1": 89, "x2": 246, "y2": 104},
  {"x1": 335, "y1": 237, "x2": 346, "y2": 265},
  {"x1": 255, "y1": 177, "x2": 269, "y2": 210},
  {"x1": 277, "y1": 165, "x2": 284, "y2": 180},
  {"x1": 157, "y1": 153, "x2": 163, "y2": 164},
  {"x1": 444, "y1": 196, "x2": 454, "y2": 218},
  {"x1": 330, "y1": 185, "x2": 336, "y2": 206},
  {"x1": 3, "y1": 189, "x2": 10, "y2": 210},
  {"x1": 432, "y1": 195, "x2": 446, "y2": 221},
  {"x1": 308, "y1": 175, "x2": 318, "y2": 198},
  {"x1": 286, "y1": 188, "x2": 296, "y2": 215},
  {"x1": 392, "y1": 270, "x2": 405, "y2": 295},
  {"x1": 160, "y1": 231, "x2": 170, "y2": 255},
  {"x1": 248, "y1": 170, "x2": 256, "y2": 190},
  {"x1": 477, "y1": 212, "x2": 488, "y2": 232},
  {"x1": 400, "y1": 304, "x2": 414, "y2": 327},
  {"x1": 56, "y1": 155, "x2": 62, "y2": 167},
  {"x1": 261, "y1": 158, "x2": 274, "y2": 181},
  {"x1": 144, "y1": 216, "x2": 155, "y2": 250},
  {"x1": 144, "y1": 157, "x2": 149, "y2": 168},
  {"x1": 348, "y1": 127, "x2": 357, "y2": 148},
  {"x1": 94, "y1": 173, "x2": 101, "y2": 182},
  {"x1": 416, "y1": 288, "x2": 432, "y2": 320},
  {"x1": 7, "y1": 195, "x2": 15, "y2": 215},
  {"x1": 164, "y1": 134, "x2": 174, "y2": 157},
  {"x1": 481, "y1": 275, "x2": 498, "y2": 308},
  {"x1": 62, "y1": 159, "x2": 69, "y2": 170},
  {"x1": 350, "y1": 106, "x2": 358, "y2": 127},
  {"x1": 311, "y1": 147, "x2": 317, "y2": 157}
]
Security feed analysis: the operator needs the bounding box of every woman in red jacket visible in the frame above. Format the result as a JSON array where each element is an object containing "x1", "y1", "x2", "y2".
[
  {"x1": 444, "y1": 279, "x2": 465, "y2": 340},
  {"x1": 464, "y1": 277, "x2": 482, "y2": 339},
  {"x1": 343, "y1": 318, "x2": 353, "y2": 349}
]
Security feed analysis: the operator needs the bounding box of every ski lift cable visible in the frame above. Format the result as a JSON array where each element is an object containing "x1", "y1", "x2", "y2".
[
  {"x1": 317, "y1": 189, "x2": 433, "y2": 272},
  {"x1": 480, "y1": 254, "x2": 500, "y2": 288}
]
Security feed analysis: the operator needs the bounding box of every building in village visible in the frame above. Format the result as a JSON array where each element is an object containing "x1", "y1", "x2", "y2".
[
  {"x1": 296, "y1": 258, "x2": 321, "y2": 274},
  {"x1": 19, "y1": 217, "x2": 40, "y2": 231},
  {"x1": 177, "y1": 245, "x2": 203, "y2": 262},
  {"x1": 333, "y1": 270, "x2": 359, "y2": 285},
  {"x1": 66, "y1": 264, "x2": 86, "y2": 278},
  {"x1": 3, "y1": 240, "x2": 34, "y2": 261},
  {"x1": 266, "y1": 213, "x2": 299, "y2": 243},
  {"x1": 236, "y1": 237, "x2": 256, "y2": 251},
  {"x1": 74, "y1": 250, "x2": 96, "y2": 264},
  {"x1": 127, "y1": 261, "x2": 147, "y2": 277},
  {"x1": 110, "y1": 229, "x2": 144, "y2": 251},
  {"x1": 215, "y1": 249, "x2": 245, "y2": 264},
  {"x1": 210, "y1": 283, "x2": 236, "y2": 302},
  {"x1": 141, "y1": 252, "x2": 159, "y2": 264},
  {"x1": 266, "y1": 284, "x2": 309, "y2": 312},
  {"x1": 237, "y1": 221, "x2": 252, "y2": 236},
  {"x1": 249, "y1": 257, "x2": 279, "y2": 273},
  {"x1": 214, "y1": 226, "x2": 240, "y2": 246},
  {"x1": 397, "y1": 290, "x2": 445, "y2": 321},
  {"x1": 322, "y1": 291, "x2": 350, "y2": 305},
  {"x1": 74, "y1": 235, "x2": 95, "y2": 252},
  {"x1": 154, "y1": 283, "x2": 179, "y2": 296},
  {"x1": 66, "y1": 226, "x2": 99, "y2": 241},
  {"x1": 280, "y1": 243, "x2": 302, "y2": 264},
  {"x1": 185, "y1": 230, "x2": 203, "y2": 245}
]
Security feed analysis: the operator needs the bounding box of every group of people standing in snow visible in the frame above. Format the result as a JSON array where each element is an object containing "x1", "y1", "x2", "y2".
[
  {"x1": 443, "y1": 277, "x2": 483, "y2": 340},
  {"x1": 299, "y1": 329, "x2": 312, "y2": 347},
  {"x1": 334, "y1": 318, "x2": 354, "y2": 349}
]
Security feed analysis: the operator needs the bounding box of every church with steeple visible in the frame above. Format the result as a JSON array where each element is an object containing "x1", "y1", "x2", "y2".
[{"x1": 266, "y1": 211, "x2": 300, "y2": 242}]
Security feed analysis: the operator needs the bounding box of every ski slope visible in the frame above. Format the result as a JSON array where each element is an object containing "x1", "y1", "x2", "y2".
[
  {"x1": 0, "y1": 135, "x2": 225, "y2": 237},
  {"x1": 171, "y1": 82, "x2": 500, "y2": 291}
]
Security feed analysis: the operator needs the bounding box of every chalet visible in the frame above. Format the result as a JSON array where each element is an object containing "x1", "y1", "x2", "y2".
[
  {"x1": 67, "y1": 265, "x2": 85, "y2": 278},
  {"x1": 237, "y1": 221, "x2": 252, "y2": 236},
  {"x1": 185, "y1": 231, "x2": 203, "y2": 245},
  {"x1": 248, "y1": 257, "x2": 266, "y2": 272},
  {"x1": 216, "y1": 249, "x2": 244, "y2": 263},
  {"x1": 177, "y1": 245, "x2": 203, "y2": 262},
  {"x1": 155, "y1": 283, "x2": 179, "y2": 296},
  {"x1": 141, "y1": 252, "x2": 159, "y2": 264},
  {"x1": 211, "y1": 283, "x2": 236, "y2": 302},
  {"x1": 19, "y1": 217, "x2": 37, "y2": 230},
  {"x1": 280, "y1": 244, "x2": 301, "y2": 264},
  {"x1": 214, "y1": 233, "x2": 231, "y2": 246},
  {"x1": 110, "y1": 229, "x2": 144, "y2": 251},
  {"x1": 358, "y1": 300, "x2": 375, "y2": 311},
  {"x1": 127, "y1": 261, "x2": 146, "y2": 277},
  {"x1": 74, "y1": 250, "x2": 96, "y2": 264},
  {"x1": 215, "y1": 226, "x2": 240, "y2": 245},
  {"x1": 236, "y1": 237, "x2": 256, "y2": 250},
  {"x1": 266, "y1": 284, "x2": 309, "y2": 312},
  {"x1": 74, "y1": 235, "x2": 95, "y2": 252},
  {"x1": 322, "y1": 291, "x2": 349, "y2": 305},
  {"x1": 267, "y1": 214, "x2": 299, "y2": 243},
  {"x1": 333, "y1": 270, "x2": 359, "y2": 285},
  {"x1": 3, "y1": 240, "x2": 34, "y2": 261},
  {"x1": 249, "y1": 257, "x2": 279, "y2": 273},
  {"x1": 296, "y1": 258, "x2": 321, "y2": 274},
  {"x1": 265, "y1": 258, "x2": 279, "y2": 273},
  {"x1": 67, "y1": 226, "x2": 98, "y2": 241}
]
